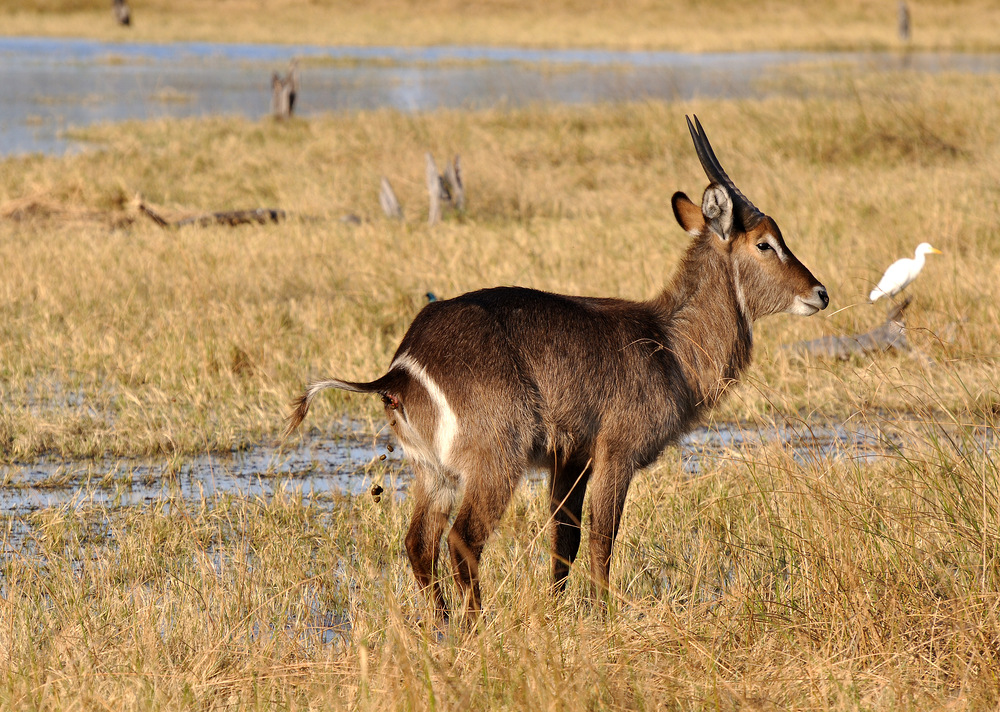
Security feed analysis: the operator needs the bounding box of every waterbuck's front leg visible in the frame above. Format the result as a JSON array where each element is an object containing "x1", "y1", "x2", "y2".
[
  {"x1": 550, "y1": 456, "x2": 591, "y2": 591},
  {"x1": 586, "y1": 450, "x2": 636, "y2": 594}
]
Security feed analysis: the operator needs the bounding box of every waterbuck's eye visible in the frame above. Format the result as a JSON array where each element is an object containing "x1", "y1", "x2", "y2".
[{"x1": 756, "y1": 242, "x2": 772, "y2": 252}]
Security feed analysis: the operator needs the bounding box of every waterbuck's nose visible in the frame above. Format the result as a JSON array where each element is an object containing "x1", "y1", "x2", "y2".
[{"x1": 816, "y1": 286, "x2": 830, "y2": 310}]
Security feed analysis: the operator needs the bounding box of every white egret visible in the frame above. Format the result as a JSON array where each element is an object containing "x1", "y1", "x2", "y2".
[{"x1": 869, "y1": 242, "x2": 942, "y2": 303}]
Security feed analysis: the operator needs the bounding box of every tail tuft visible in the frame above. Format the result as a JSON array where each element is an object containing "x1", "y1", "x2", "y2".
[
  {"x1": 282, "y1": 377, "x2": 384, "y2": 441},
  {"x1": 283, "y1": 391, "x2": 312, "y2": 440}
]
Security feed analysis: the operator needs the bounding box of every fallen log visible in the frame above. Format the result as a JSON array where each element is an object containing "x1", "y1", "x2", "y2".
[
  {"x1": 175, "y1": 208, "x2": 285, "y2": 228},
  {"x1": 138, "y1": 199, "x2": 284, "y2": 229},
  {"x1": 789, "y1": 298, "x2": 910, "y2": 360}
]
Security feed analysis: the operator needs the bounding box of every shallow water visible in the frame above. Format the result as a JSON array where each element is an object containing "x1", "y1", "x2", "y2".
[
  {"x1": 0, "y1": 430, "x2": 403, "y2": 515},
  {"x1": 3, "y1": 37, "x2": 1000, "y2": 155},
  {"x1": 679, "y1": 420, "x2": 889, "y2": 473},
  {"x1": 0, "y1": 420, "x2": 888, "y2": 519}
]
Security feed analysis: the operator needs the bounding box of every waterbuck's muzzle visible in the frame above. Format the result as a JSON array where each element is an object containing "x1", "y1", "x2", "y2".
[{"x1": 791, "y1": 284, "x2": 830, "y2": 316}]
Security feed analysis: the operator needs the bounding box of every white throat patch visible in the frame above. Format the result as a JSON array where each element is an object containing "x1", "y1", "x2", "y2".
[{"x1": 732, "y1": 259, "x2": 749, "y2": 319}]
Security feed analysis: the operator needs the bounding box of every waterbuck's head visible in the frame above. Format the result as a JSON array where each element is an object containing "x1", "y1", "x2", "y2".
[{"x1": 671, "y1": 115, "x2": 829, "y2": 322}]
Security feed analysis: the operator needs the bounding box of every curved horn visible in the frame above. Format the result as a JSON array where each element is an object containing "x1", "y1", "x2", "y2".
[{"x1": 686, "y1": 115, "x2": 764, "y2": 229}]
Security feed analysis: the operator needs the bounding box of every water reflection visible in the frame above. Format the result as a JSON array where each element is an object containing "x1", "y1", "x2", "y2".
[{"x1": 3, "y1": 37, "x2": 1000, "y2": 155}]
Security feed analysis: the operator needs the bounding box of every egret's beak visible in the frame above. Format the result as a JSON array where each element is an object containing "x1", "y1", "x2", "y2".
[{"x1": 930, "y1": 247, "x2": 943, "y2": 255}]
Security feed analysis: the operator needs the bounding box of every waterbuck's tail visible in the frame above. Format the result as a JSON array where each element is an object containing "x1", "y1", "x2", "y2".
[{"x1": 283, "y1": 377, "x2": 384, "y2": 439}]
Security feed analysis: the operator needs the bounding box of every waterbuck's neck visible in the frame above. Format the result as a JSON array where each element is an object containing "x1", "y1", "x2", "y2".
[{"x1": 653, "y1": 236, "x2": 754, "y2": 410}]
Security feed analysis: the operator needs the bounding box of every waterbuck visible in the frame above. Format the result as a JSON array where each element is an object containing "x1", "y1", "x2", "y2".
[{"x1": 285, "y1": 116, "x2": 829, "y2": 620}]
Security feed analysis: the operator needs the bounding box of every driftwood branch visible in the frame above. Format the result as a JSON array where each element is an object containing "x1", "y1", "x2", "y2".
[
  {"x1": 138, "y1": 201, "x2": 169, "y2": 227},
  {"x1": 789, "y1": 298, "x2": 911, "y2": 360},
  {"x1": 138, "y1": 199, "x2": 284, "y2": 229}
]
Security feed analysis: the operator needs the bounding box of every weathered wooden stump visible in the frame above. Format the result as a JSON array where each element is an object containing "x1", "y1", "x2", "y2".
[
  {"x1": 112, "y1": 0, "x2": 130, "y2": 26},
  {"x1": 271, "y1": 61, "x2": 299, "y2": 119},
  {"x1": 426, "y1": 153, "x2": 464, "y2": 225},
  {"x1": 379, "y1": 176, "x2": 403, "y2": 220},
  {"x1": 898, "y1": 0, "x2": 911, "y2": 42}
]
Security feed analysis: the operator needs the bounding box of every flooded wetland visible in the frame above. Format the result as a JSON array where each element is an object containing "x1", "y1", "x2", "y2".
[
  {"x1": 2, "y1": 11, "x2": 1000, "y2": 709},
  {"x1": 5, "y1": 37, "x2": 1000, "y2": 155}
]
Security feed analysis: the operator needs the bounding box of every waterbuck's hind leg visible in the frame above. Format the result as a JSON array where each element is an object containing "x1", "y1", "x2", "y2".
[
  {"x1": 550, "y1": 456, "x2": 591, "y2": 591},
  {"x1": 404, "y1": 464, "x2": 456, "y2": 619},
  {"x1": 445, "y1": 451, "x2": 525, "y2": 622}
]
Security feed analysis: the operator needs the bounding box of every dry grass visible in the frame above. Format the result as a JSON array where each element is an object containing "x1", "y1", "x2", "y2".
[
  {"x1": 3, "y1": 69, "x2": 999, "y2": 460},
  {"x1": 2, "y1": 0, "x2": 1000, "y2": 52},
  {"x1": 1, "y1": 419, "x2": 998, "y2": 709},
  {"x1": 2, "y1": 67, "x2": 1000, "y2": 709}
]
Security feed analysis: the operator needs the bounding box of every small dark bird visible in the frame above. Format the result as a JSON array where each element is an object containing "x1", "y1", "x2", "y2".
[
  {"x1": 425, "y1": 292, "x2": 438, "y2": 303},
  {"x1": 112, "y1": 0, "x2": 130, "y2": 26}
]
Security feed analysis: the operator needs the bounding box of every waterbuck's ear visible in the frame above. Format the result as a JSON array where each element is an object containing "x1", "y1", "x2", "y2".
[
  {"x1": 671, "y1": 191, "x2": 704, "y2": 236},
  {"x1": 701, "y1": 183, "x2": 734, "y2": 241}
]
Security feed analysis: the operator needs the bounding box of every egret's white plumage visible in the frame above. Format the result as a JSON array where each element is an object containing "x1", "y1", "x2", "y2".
[{"x1": 869, "y1": 242, "x2": 942, "y2": 303}]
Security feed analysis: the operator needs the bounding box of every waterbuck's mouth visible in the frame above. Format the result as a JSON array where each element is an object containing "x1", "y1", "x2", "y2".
[
  {"x1": 790, "y1": 300, "x2": 821, "y2": 316},
  {"x1": 789, "y1": 286, "x2": 830, "y2": 316}
]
